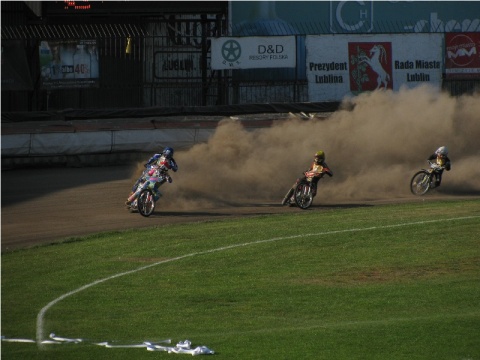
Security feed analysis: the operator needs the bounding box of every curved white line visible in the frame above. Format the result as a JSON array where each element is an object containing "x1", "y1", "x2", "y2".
[{"x1": 36, "y1": 215, "x2": 480, "y2": 346}]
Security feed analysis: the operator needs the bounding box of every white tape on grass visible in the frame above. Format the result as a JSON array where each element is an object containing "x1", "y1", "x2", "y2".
[
  {"x1": 2, "y1": 334, "x2": 216, "y2": 355},
  {"x1": 36, "y1": 215, "x2": 479, "y2": 346}
]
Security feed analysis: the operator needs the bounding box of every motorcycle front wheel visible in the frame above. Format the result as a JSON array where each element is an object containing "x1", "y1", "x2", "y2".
[
  {"x1": 294, "y1": 181, "x2": 313, "y2": 209},
  {"x1": 137, "y1": 189, "x2": 155, "y2": 217},
  {"x1": 410, "y1": 171, "x2": 431, "y2": 196}
]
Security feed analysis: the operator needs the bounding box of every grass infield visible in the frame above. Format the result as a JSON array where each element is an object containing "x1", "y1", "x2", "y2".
[{"x1": 2, "y1": 199, "x2": 479, "y2": 359}]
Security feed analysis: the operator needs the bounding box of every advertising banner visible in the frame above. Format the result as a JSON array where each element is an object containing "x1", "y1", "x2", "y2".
[
  {"x1": 211, "y1": 36, "x2": 296, "y2": 70},
  {"x1": 445, "y1": 32, "x2": 480, "y2": 79},
  {"x1": 231, "y1": 1, "x2": 480, "y2": 35},
  {"x1": 39, "y1": 39, "x2": 99, "y2": 89},
  {"x1": 306, "y1": 34, "x2": 443, "y2": 102}
]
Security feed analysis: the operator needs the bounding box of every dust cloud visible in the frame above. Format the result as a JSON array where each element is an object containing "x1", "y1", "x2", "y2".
[{"x1": 156, "y1": 85, "x2": 480, "y2": 208}]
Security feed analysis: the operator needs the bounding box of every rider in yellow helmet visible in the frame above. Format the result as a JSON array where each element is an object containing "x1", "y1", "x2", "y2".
[{"x1": 282, "y1": 150, "x2": 333, "y2": 206}]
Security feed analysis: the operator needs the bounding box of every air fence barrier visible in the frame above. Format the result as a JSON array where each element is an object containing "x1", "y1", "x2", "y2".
[
  {"x1": 1, "y1": 112, "x2": 322, "y2": 169},
  {"x1": 1, "y1": 102, "x2": 340, "y2": 169},
  {"x1": 1, "y1": 118, "x2": 217, "y2": 169}
]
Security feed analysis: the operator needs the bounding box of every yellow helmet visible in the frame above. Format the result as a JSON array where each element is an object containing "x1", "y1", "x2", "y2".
[{"x1": 314, "y1": 150, "x2": 325, "y2": 164}]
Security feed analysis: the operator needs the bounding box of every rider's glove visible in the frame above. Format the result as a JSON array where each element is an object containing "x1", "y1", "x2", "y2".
[{"x1": 167, "y1": 175, "x2": 173, "y2": 183}]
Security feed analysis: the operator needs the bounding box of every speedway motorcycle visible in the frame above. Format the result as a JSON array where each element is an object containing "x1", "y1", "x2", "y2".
[
  {"x1": 126, "y1": 165, "x2": 172, "y2": 217},
  {"x1": 282, "y1": 170, "x2": 326, "y2": 210},
  {"x1": 410, "y1": 160, "x2": 444, "y2": 196}
]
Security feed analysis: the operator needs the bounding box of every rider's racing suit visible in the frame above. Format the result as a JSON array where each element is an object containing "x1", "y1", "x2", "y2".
[
  {"x1": 146, "y1": 153, "x2": 178, "y2": 172},
  {"x1": 126, "y1": 154, "x2": 178, "y2": 205},
  {"x1": 131, "y1": 154, "x2": 178, "y2": 192},
  {"x1": 300, "y1": 160, "x2": 333, "y2": 196},
  {"x1": 427, "y1": 153, "x2": 451, "y2": 187},
  {"x1": 284, "y1": 160, "x2": 333, "y2": 205}
]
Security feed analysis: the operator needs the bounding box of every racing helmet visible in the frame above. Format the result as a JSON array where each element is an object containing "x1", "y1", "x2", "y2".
[
  {"x1": 314, "y1": 150, "x2": 325, "y2": 164},
  {"x1": 435, "y1": 146, "x2": 448, "y2": 157},
  {"x1": 162, "y1": 146, "x2": 174, "y2": 158}
]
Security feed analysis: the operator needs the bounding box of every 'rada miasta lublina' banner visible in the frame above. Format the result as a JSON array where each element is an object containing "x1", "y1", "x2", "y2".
[{"x1": 306, "y1": 34, "x2": 443, "y2": 102}]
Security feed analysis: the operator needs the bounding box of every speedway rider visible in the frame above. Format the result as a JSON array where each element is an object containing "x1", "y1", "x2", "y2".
[
  {"x1": 428, "y1": 146, "x2": 451, "y2": 188},
  {"x1": 282, "y1": 150, "x2": 333, "y2": 206},
  {"x1": 125, "y1": 146, "x2": 178, "y2": 206}
]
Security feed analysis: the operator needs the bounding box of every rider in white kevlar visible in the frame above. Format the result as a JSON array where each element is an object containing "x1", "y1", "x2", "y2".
[{"x1": 427, "y1": 146, "x2": 451, "y2": 187}]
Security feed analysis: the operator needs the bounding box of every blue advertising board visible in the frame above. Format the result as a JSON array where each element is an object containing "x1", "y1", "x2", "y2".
[{"x1": 231, "y1": 1, "x2": 480, "y2": 35}]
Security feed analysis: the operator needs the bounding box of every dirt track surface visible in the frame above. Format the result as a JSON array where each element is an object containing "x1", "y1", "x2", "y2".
[
  {"x1": 0, "y1": 165, "x2": 298, "y2": 252},
  {"x1": 1, "y1": 165, "x2": 478, "y2": 253}
]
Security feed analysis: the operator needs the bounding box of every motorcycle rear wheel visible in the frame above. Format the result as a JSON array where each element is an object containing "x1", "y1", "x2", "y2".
[
  {"x1": 137, "y1": 189, "x2": 155, "y2": 217},
  {"x1": 294, "y1": 181, "x2": 313, "y2": 209},
  {"x1": 410, "y1": 171, "x2": 431, "y2": 196}
]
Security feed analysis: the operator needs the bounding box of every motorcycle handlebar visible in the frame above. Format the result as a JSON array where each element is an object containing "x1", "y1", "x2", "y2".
[{"x1": 428, "y1": 160, "x2": 443, "y2": 170}]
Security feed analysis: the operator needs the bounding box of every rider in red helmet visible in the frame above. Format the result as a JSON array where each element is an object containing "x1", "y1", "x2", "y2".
[{"x1": 282, "y1": 150, "x2": 333, "y2": 206}]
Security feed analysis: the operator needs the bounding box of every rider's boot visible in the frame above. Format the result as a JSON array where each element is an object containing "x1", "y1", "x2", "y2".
[
  {"x1": 125, "y1": 193, "x2": 136, "y2": 206},
  {"x1": 282, "y1": 189, "x2": 293, "y2": 205},
  {"x1": 153, "y1": 190, "x2": 162, "y2": 201}
]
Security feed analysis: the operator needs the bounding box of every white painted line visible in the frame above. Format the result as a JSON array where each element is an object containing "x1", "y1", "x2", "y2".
[{"x1": 36, "y1": 215, "x2": 480, "y2": 346}]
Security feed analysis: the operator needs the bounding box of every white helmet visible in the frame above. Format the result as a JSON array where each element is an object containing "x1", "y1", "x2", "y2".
[{"x1": 435, "y1": 146, "x2": 448, "y2": 157}]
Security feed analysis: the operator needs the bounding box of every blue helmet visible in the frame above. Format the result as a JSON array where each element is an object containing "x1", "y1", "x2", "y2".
[{"x1": 162, "y1": 146, "x2": 174, "y2": 158}]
